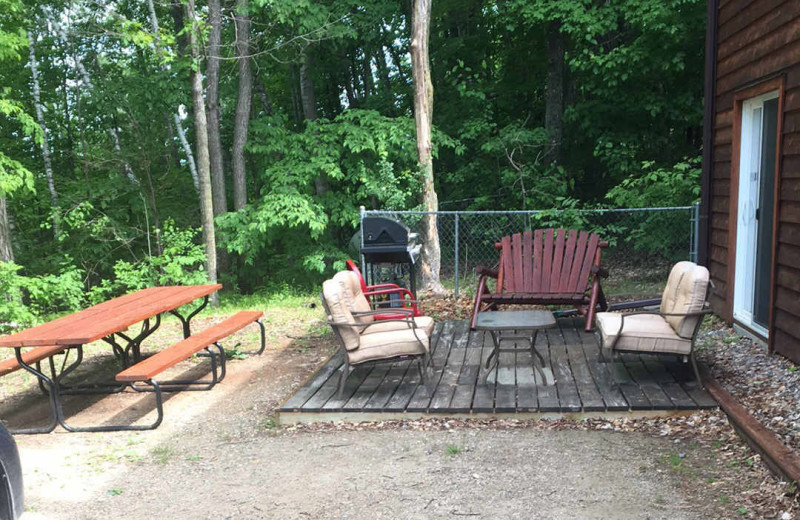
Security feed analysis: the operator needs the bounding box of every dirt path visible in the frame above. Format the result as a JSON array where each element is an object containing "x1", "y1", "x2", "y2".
[{"x1": 4, "y1": 310, "x2": 792, "y2": 519}]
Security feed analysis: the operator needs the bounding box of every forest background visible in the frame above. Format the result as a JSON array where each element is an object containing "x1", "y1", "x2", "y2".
[{"x1": 0, "y1": 0, "x2": 705, "y2": 327}]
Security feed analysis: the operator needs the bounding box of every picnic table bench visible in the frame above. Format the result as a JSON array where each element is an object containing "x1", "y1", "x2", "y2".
[{"x1": 0, "y1": 286, "x2": 265, "y2": 434}]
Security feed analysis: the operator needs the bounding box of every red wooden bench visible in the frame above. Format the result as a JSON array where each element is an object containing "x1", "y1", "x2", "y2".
[
  {"x1": 470, "y1": 229, "x2": 609, "y2": 332},
  {"x1": 0, "y1": 345, "x2": 66, "y2": 378},
  {"x1": 116, "y1": 310, "x2": 264, "y2": 386}
]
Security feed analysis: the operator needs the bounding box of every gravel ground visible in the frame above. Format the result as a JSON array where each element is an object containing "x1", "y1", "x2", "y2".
[
  {"x1": 697, "y1": 317, "x2": 800, "y2": 453},
  {"x1": 4, "y1": 303, "x2": 800, "y2": 519}
]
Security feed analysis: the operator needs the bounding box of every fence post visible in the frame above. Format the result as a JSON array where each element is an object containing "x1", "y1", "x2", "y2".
[
  {"x1": 691, "y1": 203, "x2": 699, "y2": 263},
  {"x1": 454, "y1": 213, "x2": 460, "y2": 297}
]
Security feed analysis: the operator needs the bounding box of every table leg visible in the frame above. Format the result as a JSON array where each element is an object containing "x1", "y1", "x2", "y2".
[
  {"x1": 484, "y1": 330, "x2": 502, "y2": 384},
  {"x1": 529, "y1": 330, "x2": 548, "y2": 385},
  {"x1": 104, "y1": 314, "x2": 161, "y2": 364},
  {"x1": 169, "y1": 295, "x2": 210, "y2": 339}
]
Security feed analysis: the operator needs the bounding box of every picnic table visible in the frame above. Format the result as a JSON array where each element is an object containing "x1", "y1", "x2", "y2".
[{"x1": 0, "y1": 285, "x2": 265, "y2": 434}]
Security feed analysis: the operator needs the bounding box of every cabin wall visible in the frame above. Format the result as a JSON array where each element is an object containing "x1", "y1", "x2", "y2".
[{"x1": 709, "y1": 0, "x2": 800, "y2": 362}]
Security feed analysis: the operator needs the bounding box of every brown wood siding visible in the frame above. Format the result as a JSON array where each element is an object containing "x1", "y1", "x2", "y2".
[{"x1": 708, "y1": 0, "x2": 800, "y2": 363}]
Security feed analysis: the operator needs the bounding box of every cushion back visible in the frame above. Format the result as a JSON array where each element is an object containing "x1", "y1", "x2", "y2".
[
  {"x1": 660, "y1": 261, "x2": 710, "y2": 338},
  {"x1": 322, "y1": 279, "x2": 360, "y2": 351},
  {"x1": 333, "y1": 271, "x2": 373, "y2": 324}
]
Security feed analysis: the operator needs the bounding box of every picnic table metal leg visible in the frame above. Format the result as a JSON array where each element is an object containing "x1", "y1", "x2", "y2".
[
  {"x1": 106, "y1": 314, "x2": 161, "y2": 364},
  {"x1": 35, "y1": 347, "x2": 127, "y2": 396},
  {"x1": 7, "y1": 347, "x2": 60, "y2": 435},
  {"x1": 169, "y1": 295, "x2": 210, "y2": 339},
  {"x1": 55, "y1": 380, "x2": 164, "y2": 433}
]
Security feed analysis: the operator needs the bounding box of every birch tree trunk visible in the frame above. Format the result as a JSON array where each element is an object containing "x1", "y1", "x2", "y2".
[
  {"x1": 206, "y1": 0, "x2": 227, "y2": 217},
  {"x1": 410, "y1": 0, "x2": 444, "y2": 294},
  {"x1": 232, "y1": 0, "x2": 252, "y2": 211},
  {"x1": 28, "y1": 30, "x2": 60, "y2": 238},
  {"x1": 0, "y1": 197, "x2": 13, "y2": 263},
  {"x1": 186, "y1": 0, "x2": 219, "y2": 302}
]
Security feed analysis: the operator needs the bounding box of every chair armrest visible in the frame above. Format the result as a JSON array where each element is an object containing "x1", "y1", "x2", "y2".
[
  {"x1": 361, "y1": 317, "x2": 417, "y2": 331},
  {"x1": 475, "y1": 266, "x2": 498, "y2": 278},
  {"x1": 353, "y1": 308, "x2": 415, "y2": 316}
]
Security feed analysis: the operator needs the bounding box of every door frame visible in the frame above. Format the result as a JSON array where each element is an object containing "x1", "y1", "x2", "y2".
[{"x1": 727, "y1": 76, "x2": 784, "y2": 350}]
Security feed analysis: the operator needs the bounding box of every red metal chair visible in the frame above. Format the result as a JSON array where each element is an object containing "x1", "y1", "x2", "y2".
[{"x1": 345, "y1": 260, "x2": 422, "y2": 318}]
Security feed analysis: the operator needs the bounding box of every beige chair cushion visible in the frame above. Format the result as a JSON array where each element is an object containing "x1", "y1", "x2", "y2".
[
  {"x1": 332, "y1": 271, "x2": 373, "y2": 324},
  {"x1": 361, "y1": 316, "x2": 435, "y2": 338},
  {"x1": 322, "y1": 279, "x2": 360, "y2": 351},
  {"x1": 347, "y1": 327, "x2": 429, "y2": 364},
  {"x1": 660, "y1": 261, "x2": 710, "y2": 338},
  {"x1": 596, "y1": 312, "x2": 692, "y2": 355}
]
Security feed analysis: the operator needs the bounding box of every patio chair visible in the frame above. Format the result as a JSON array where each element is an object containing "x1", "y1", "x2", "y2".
[
  {"x1": 345, "y1": 260, "x2": 422, "y2": 318},
  {"x1": 321, "y1": 276, "x2": 433, "y2": 397},
  {"x1": 332, "y1": 271, "x2": 433, "y2": 335},
  {"x1": 595, "y1": 261, "x2": 713, "y2": 385},
  {"x1": 470, "y1": 229, "x2": 609, "y2": 332}
]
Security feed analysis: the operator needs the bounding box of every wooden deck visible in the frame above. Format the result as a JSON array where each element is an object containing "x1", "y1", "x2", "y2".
[{"x1": 278, "y1": 317, "x2": 717, "y2": 423}]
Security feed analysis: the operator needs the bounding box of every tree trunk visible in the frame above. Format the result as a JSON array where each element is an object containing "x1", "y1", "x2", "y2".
[
  {"x1": 299, "y1": 51, "x2": 317, "y2": 121},
  {"x1": 232, "y1": 0, "x2": 252, "y2": 211},
  {"x1": 299, "y1": 50, "x2": 330, "y2": 196},
  {"x1": 206, "y1": 0, "x2": 227, "y2": 218},
  {"x1": 289, "y1": 64, "x2": 302, "y2": 124},
  {"x1": 185, "y1": 0, "x2": 218, "y2": 302},
  {"x1": 254, "y1": 69, "x2": 273, "y2": 116},
  {"x1": 410, "y1": 0, "x2": 444, "y2": 294},
  {"x1": 0, "y1": 197, "x2": 13, "y2": 263},
  {"x1": 28, "y1": 30, "x2": 60, "y2": 238},
  {"x1": 545, "y1": 20, "x2": 565, "y2": 166}
]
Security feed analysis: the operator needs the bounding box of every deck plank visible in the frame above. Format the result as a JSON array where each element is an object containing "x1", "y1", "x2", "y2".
[
  {"x1": 282, "y1": 351, "x2": 344, "y2": 410},
  {"x1": 559, "y1": 320, "x2": 605, "y2": 411},
  {"x1": 364, "y1": 361, "x2": 412, "y2": 411},
  {"x1": 534, "y1": 328, "x2": 560, "y2": 411},
  {"x1": 575, "y1": 322, "x2": 628, "y2": 411},
  {"x1": 280, "y1": 318, "x2": 718, "y2": 417},
  {"x1": 546, "y1": 327, "x2": 581, "y2": 412}
]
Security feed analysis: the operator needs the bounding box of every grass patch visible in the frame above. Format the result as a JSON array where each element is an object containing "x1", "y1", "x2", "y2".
[
  {"x1": 150, "y1": 445, "x2": 174, "y2": 465},
  {"x1": 445, "y1": 445, "x2": 463, "y2": 457}
]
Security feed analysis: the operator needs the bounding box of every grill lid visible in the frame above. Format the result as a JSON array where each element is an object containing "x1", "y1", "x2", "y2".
[{"x1": 362, "y1": 217, "x2": 413, "y2": 247}]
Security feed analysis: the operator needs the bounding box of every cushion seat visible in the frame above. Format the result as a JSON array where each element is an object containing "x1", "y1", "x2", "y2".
[
  {"x1": 361, "y1": 316, "x2": 435, "y2": 338},
  {"x1": 596, "y1": 312, "x2": 692, "y2": 355},
  {"x1": 347, "y1": 328, "x2": 429, "y2": 364}
]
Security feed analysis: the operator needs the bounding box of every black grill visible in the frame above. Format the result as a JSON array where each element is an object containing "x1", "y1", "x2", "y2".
[{"x1": 360, "y1": 217, "x2": 421, "y2": 296}]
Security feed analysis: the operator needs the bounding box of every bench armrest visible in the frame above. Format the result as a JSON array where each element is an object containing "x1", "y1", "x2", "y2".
[{"x1": 476, "y1": 266, "x2": 498, "y2": 278}]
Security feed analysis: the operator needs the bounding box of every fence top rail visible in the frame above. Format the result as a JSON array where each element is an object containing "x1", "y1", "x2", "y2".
[{"x1": 361, "y1": 205, "x2": 697, "y2": 216}]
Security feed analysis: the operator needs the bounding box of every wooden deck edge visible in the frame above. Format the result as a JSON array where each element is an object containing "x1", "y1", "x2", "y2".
[
  {"x1": 276, "y1": 409, "x2": 697, "y2": 426},
  {"x1": 276, "y1": 348, "x2": 342, "y2": 411},
  {"x1": 702, "y1": 370, "x2": 800, "y2": 484}
]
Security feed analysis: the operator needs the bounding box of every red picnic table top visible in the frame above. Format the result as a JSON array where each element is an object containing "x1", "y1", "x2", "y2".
[{"x1": 0, "y1": 285, "x2": 221, "y2": 348}]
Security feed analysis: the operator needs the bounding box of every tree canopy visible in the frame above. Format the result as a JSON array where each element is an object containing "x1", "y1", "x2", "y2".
[{"x1": 0, "y1": 0, "x2": 705, "y2": 323}]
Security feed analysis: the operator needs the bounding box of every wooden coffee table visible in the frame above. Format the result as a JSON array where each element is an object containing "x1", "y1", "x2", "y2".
[{"x1": 473, "y1": 309, "x2": 556, "y2": 384}]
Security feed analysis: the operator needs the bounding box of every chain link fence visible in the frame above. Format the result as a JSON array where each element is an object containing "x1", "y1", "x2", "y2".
[{"x1": 360, "y1": 205, "x2": 700, "y2": 301}]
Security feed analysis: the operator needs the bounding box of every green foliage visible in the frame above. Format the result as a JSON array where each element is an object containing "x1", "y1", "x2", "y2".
[
  {"x1": 606, "y1": 157, "x2": 702, "y2": 208},
  {"x1": 88, "y1": 221, "x2": 207, "y2": 303},
  {"x1": 219, "y1": 109, "x2": 454, "y2": 286},
  {"x1": 0, "y1": 262, "x2": 85, "y2": 331}
]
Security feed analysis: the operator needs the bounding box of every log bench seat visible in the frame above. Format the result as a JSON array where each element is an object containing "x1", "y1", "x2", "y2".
[
  {"x1": 0, "y1": 345, "x2": 66, "y2": 377},
  {"x1": 116, "y1": 310, "x2": 264, "y2": 386}
]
